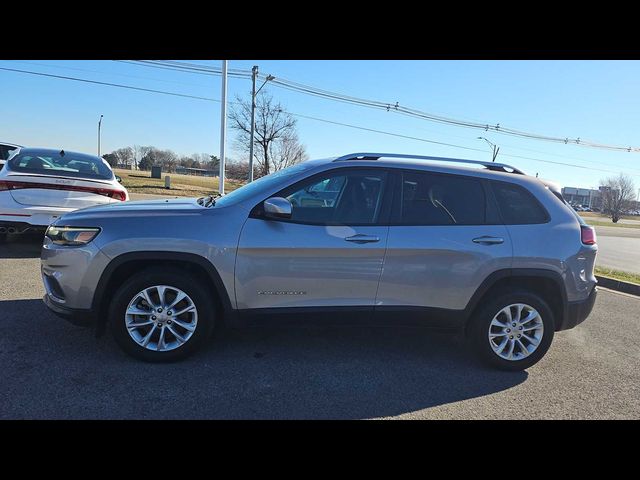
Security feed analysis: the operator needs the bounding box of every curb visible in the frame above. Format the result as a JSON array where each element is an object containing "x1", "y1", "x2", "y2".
[{"x1": 595, "y1": 275, "x2": 640, "y2": 297}]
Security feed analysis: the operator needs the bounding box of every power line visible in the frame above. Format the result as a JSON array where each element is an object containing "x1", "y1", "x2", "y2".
[
  {"x1": 99, "y1": 59, "x2": 640, "y2": 170},
  {"x1": 116, "y1": 60, "x2": 251, "y2": 79},
  {"x1": 132, "y1": 60, "x2": 639, "y2": 154},
  {"x1": 0, "y1": 67, "x2": 219, "y2": 102},
  {"x1": 262, "y1": 73, "x2": 640, "y2": 153},
  {"x1": 2, "y1": 64, "x2": 639, "y2": 179},
  {"x1": 284, "y1": 111, "x2": 488, "y2": 153},
  {"x1": 9, "y1": 60, "x2": 217, "y2": 89},
  {"x1": 285, "y1": 111, "x2": 638, "y2": 177}
]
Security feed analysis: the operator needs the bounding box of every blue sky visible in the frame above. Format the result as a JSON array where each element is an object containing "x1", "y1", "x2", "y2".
[{"x1": 1, "y1": 60, "x2": 640, "y2": 192}]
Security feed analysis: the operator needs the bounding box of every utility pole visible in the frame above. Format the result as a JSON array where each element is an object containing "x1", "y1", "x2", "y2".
[
  {"x1": 247, "y1": 69, "x2": 275, "y2": 183},
  {"x1": 219, "y1": 60, "x2": 228, "y2": 195},
  {"x1": 477, "y1": 136, "x2": 499, "y2": 162},
  {"x1": 98, "y1": 114, "x2": 104, "y2": 157},
  {"x1": 249, "y1": 66, "x2": 258, "y2": 183}
]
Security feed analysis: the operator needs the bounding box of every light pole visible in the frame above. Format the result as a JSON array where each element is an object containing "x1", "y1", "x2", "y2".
[
  {"x1": 219, "y1": 61, "x2": 228, "y2": 196},
  {"x1": 477, "y1": 136, "x2": 499, "y2": 162},
  {"x1": 248, "y1": 67, "x2": 275, "y2": 183},
  {"x1": 98, "y1": 114, "x2": 104, "y2": 157}
]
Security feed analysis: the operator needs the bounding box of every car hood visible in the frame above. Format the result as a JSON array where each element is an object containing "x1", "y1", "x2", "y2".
[{"x1": 55, "y1": 197, "x2": 205, "y2": 222}]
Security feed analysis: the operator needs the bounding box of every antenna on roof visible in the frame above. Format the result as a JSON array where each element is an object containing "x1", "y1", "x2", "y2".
[{"x1": 59, "y1": 149, "x2": 65, "y2": 157}]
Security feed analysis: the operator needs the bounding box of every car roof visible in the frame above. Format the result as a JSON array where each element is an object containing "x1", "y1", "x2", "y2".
[{"x1": 307, "y1": 153, "x2": 547, "y2": 190}]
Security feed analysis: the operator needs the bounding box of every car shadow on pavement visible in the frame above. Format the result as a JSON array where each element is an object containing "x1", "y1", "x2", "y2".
[
  {"x1": 0, "y1": 234, "x2": 43, "y2": 259},
  {"x1": 0, "y1": 299, "x2": 528, "y2": 420}
]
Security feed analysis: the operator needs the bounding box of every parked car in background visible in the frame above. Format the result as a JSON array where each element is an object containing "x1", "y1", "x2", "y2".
[
  {"x1": 0, "y1": 142, "x2": 22, "y2": 167},
  {"x1": 0, "y1": 147, "x2": 128, "y2": 241},
  {"x1": 41, "y1": 152, "x2": 597, "y2": 371}
]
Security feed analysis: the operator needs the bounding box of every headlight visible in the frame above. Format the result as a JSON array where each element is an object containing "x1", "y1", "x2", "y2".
[{"x1": 45, "y1": 226, "x2": 101, "y2": 246}]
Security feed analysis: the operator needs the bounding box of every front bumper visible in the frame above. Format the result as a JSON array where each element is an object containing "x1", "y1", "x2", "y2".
[
  {"x1": 43, "y1": 294, "x2": 95, "y2": 327},
  {"x1": 0, "y1": 220, "x2": 47, "y2": 234},
  {"x1": 558, "y1": 286, "x2": 598, "y2": 331}
]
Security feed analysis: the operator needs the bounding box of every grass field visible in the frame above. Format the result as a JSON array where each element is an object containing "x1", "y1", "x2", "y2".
[
  {"x1": 583, "y1": 220, "x2": 640, "y2": 229},
  {"x1": 595, "y1": 266, "x2": 640, "y2": 285},
  {"x1": 115, "y1": 168, "x2": 245, "y2": 197},
  {"x1": 579, "y1": 212, "x2": 640, "y2": 229},
  {"x1": 579, "y1": 211, "x2": 638, "y2": 220}
]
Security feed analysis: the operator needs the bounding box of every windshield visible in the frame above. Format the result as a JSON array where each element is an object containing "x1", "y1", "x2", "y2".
[
  {"x1": 9, "y1": 150, "x2": 114, "y2": 180},
  {"x1": 214, "y1": 162, "x2": 318, "y2": 207}
]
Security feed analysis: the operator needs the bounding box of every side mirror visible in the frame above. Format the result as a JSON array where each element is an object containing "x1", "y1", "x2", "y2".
[
  {"x1": 263, "y1": 197, "x2": 292, "y2": 219},
  {"x1": 115, "y1": 175, "x2": 122, "y2": 183}
]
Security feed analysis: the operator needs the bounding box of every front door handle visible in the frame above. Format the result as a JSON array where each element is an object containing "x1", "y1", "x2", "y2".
[
  {"x1": 472, "y1": 236, "x2": 504, "y2": 245},
  {"x1": 345, "y1": 234, "x2": 380, "y2": 244}
]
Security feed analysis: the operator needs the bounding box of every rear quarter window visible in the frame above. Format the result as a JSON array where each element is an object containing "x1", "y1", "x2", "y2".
[{"x1": 491, "y1": 181, "x2": 550, "y2": 225}]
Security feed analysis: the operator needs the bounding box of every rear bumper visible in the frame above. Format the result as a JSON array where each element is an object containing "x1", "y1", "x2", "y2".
[
  {"x1": 558, "y1": 286, "x2": 597, "y2": 331},
  {"x1": 43, "y1": 294, "x2": 95, "y2": 327}
]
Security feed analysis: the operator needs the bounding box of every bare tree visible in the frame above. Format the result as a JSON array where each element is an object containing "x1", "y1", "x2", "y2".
[
  {"x1": 189, "y1": 153, "x2": 206, "y2": 167},
  {"x1": 112, "y1": 147, "x2": 134, "y2": 168},
  {"x1": 179, "y1": 156, "x2": 197, "y2": 169},
  {"x1": 226, "y1": 160, "x2": 259, "y2": 180},
  {"x1": 229, "y1": 92, "x2": 305, "y2": 176},
  {"x1": 156, "y1": 149, "x2": 178, "y2": 173},
  {"x1": 600, "y1": 173, "x2": 636, "y2": 223},
  {"x1": 102, "y1": 153, "x2": 118, "y2": 167},
  {"x1": 138, "y1": 147, "x2": 178, "y2": 172},
  {"x1": 132, "y1": 145, "x2": 152, "y2": 170},
  {"x1": 269, "y1": 132, "x2": 308, "y2": 172}
]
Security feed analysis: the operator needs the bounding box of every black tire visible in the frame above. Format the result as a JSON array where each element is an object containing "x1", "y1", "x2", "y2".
[
  {"x1": 109, "y1": 267, "x2": 216, "y2": 362},
  {"x1": 468, "y1": 290, "x2": 555, "y2": 371}
]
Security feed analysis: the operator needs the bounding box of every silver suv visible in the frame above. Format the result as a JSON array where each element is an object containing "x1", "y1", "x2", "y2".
[{"x1": 41, "y1": 153, "x2": 598, "y2": 370}]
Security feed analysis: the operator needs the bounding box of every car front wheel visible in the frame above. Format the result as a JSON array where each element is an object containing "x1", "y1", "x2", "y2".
[
  {"x1": 109, "y1": 267, "x2": 216, "y2": 362},
  {"x1": 469, "y1": 291, "x2": 555, "y2": 371}
]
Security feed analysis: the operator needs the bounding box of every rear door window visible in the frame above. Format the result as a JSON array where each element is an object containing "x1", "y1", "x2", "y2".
[{"x1": 398, "y1": 171, "x2": 486, "y2": 225}]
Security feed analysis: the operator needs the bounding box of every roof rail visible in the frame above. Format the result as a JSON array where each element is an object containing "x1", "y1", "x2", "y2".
[{"x1": 332, "y1": 152, "x2": 525, "y2": 175}]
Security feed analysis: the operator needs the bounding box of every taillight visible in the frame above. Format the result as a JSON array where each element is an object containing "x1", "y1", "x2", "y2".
[
  {"x1": 581, "y1": 225, "x2": 597, "y2": 245},
  {"x1": 0, "y1": 180, "x2": 126, "y2": 201},
  {"x1": 109, "y1": 190, "x2": 127, "y2": 201}
]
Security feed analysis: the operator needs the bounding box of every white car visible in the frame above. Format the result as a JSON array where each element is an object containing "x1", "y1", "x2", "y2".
[{"x1": 0, "y1": 147, "x2": 128, "y2": 240}]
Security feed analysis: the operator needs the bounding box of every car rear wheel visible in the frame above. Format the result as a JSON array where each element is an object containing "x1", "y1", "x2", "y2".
[
  {"x1": 469, "y1": 291, "x2": 555, "y2": 371},
  {"x1": 109, "y1": 267, "x2": 216, "y2": 362}
]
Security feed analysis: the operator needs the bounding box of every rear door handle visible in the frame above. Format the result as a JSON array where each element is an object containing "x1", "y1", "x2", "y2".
[
  {"x1": 472, "y1": 236, "x2": 504, "y2": 245},
  {"x1": 345, "y1": 234, "x2": 380, "y2": 244}
]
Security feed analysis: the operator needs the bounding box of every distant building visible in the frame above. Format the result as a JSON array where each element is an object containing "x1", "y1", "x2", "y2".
[
  {"x1": 561, "y1": 187, "x2": 603, "y2": 209},
  {"x1": 175, "y1": 166, "x2": 218, "y2": 177}
]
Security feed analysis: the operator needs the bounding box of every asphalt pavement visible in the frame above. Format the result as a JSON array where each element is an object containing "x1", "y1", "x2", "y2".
[
  {"x1": 594, "y1": 225, "x2": 640, "y2": 275},
  {"x1": 0, "y1": 236, "x2": 639, "y2": 419}
]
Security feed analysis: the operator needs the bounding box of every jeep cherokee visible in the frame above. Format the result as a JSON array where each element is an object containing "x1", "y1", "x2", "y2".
[{"x1": 41, "y1": 152, "x2": 598, "y2": 370}]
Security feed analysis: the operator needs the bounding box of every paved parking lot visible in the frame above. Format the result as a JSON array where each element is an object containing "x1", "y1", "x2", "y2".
[
  {"x1": 594, "y1": 225, "x2": 640, "y2": 275},
  {"x1": 1, "y1": 235, "x2": 639, "y2": 419}
]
